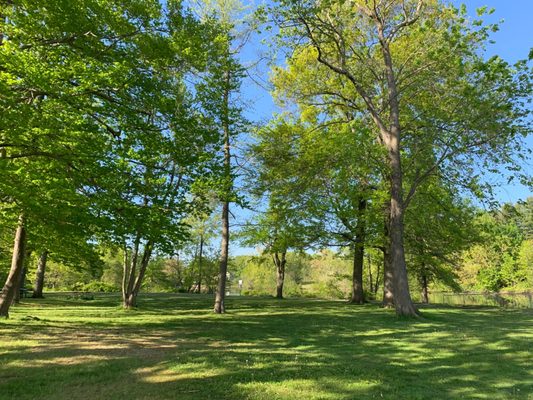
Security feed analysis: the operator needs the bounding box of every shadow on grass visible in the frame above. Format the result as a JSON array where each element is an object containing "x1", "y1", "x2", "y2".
[{"x1": 0, "y1": 293, "x2": 532, "y2": 399}]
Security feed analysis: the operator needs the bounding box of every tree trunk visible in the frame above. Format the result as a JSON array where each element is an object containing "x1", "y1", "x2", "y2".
[
  {"x1": 123, "y1": 241, "x2": 153, "y2": 309},
  {"x1": 214, "y1": 201, "x2": 229, "y2": 313},
  {"x1": 32, "y1": 250, "x2": 48, "y2": 298},
  {"x1": 198, "y1": 235, "x2": 204, "y2": 294},
  {"x1": 124, "y1": 234, "x2": 141, "y2": 304},
  {"x1": 382, "y1": 208, "x2": 394, "y2": 307},
  {"x1": 13, "y1": 249, "x2": 31, "y2": 304},
  {"x1": 368, "y1": 253, "x2": 373, "y2": 294},
  {"x1": 378, "y1": 33, "x2": 418, "y2": 317},
  {"x1": 0, "y1": 215, "x2": 27, "y2": 318},
  {"x1": 214, "y1": 69, "x2": 232, "y2": 314},
  {"x1": 374, "y1": 255, "x2": 381, "y2": 296},
  {"x1": 274, "y1": 252, "x2": 286, "y2": 299},
  {"x1": 122, "y1": 245, "x2": 129, "y2": 303},
  {"x1": 421, "y1": 272, "x2": 429, "y2": 304},
  {"x1": 350, "y1": 198, "x2": 366, "y2": 304}
]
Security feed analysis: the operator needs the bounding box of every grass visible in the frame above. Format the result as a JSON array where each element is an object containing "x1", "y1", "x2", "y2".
[{"x1": 0, "y1": 293, "x2": 532, "y2": 400}]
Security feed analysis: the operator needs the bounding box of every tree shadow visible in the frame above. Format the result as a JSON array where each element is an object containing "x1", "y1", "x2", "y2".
[{"x1": 0, "y1": 294, "x2": 532, "y2": 399}]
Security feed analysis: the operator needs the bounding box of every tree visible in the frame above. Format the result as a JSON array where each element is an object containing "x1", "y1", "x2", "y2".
[
  {"x1": 403, "y1": 179, "x2": 478, "y2": 302},
  {"x1": 193, "y1": 0, "x2": 252, "y2": 313},
  {"x1": 0, "y1": 0, "x2": 219, "y2": 312},
  {"x1": 0, "y1": 215, "x2": 26, "y2": 317},
  {"x1": 271, "y1": 0, "x2": 532, "y2": 315}
]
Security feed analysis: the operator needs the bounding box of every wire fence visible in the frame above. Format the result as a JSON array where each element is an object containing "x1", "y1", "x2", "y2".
[{"x1": 428, "y1": 291, "x2": 533, "y2": 309}]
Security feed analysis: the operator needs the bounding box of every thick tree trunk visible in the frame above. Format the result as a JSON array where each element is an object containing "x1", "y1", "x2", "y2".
[
  {"x1": 0, "y1": 215, "x2": 27, "y2": 318},
  {"x1": 198, "y1": 235, "x2": 204, "y2": 294},
  {"x1": 379, "y1": 33, "x2": 417, "y2": 317},
  {"x1": 421, "y1": 273, "x2": 429, "y2": 304},
  {"x1": 350, "y1": 198, "x2": 367, "y2": 304},
  {"x1": 274, "y1": 252, "x2": 286, "y2": 299},
  {"x1": 32, "y1": 250, "x2": 48, "y2": 298}
]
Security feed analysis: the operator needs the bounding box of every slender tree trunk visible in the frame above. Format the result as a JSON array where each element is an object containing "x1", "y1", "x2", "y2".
[
  {"x1": 214, "y1": 70, "x2": 232, "y2": 314},
  {"x1": 32, "y1": 250, "x2": 48, "y2": 298},
  {"x1": 214, "y1": 201, "x2": 229, "y2": 313},
  {"x1": 13, "y1": 249, "x2": 31, "y2": 304},
  {"x1": 374, "y1": 255, "x2": 381, "y2": 296},
  {"x1": 421, "y1": 272, "x2": 429, "y2": 304},
  {"x1": 122, "y1": 245, "x2": 129, "y2": 303},
  {"x1": 0, "y1": 215, "x2": 27, "y2": 318},
  {"x1": 378, "y1": 26, "x2": 417, "y2": 317},
  {"x1": 350, "y1": 198, "x2": 367, "y2": 304},
  {"x1": 274, "y1": 252, "x2": 286, "y2": 299},
  {"x1": 368, "y1": 253, "x2": 373, "y2": 294},
  {"x1": 198, "y1": 235, "x2": 204, "y2": 294}
]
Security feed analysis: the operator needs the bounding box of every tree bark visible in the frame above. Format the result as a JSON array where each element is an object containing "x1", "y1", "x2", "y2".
[
  {"x1": 350, "y1": 198, "x2": 367, "y2": 304},
  {"x1": 0, "y1": 215, "x2": 27, "y2": 318},
  {"x1": 274, "y1": 252, "x2": 286, "y2": 299},
  {"x1": 32, "y1": 250, "x2": 48, "y2": 298},
  {"x1": 378, "y1": 30, "x2": 418, "y2": 317}
]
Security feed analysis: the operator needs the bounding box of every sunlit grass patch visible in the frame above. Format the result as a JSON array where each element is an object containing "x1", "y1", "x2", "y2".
[{"x1": 0, "y1": 293, "x2": 532, "y2": 399}]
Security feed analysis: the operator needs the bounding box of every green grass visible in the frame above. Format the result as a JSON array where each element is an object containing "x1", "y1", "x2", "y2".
[{"x1": 0, "y1": 293, "x2": 532, "y2": 400}]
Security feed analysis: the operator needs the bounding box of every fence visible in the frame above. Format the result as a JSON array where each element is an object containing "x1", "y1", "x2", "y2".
[{"x1": 428, "y1": 291, "x2": 533, "y2": 308}]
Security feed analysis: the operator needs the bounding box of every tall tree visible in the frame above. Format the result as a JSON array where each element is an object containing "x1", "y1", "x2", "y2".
[
  {"x1": 271, "y1": 0, "x2": 531, "y2": 315},
  {"x1": 193, "y1": 0, "x2": 251, "y2": 313}
]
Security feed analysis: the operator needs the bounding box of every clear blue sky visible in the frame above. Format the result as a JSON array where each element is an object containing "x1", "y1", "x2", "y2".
[{"x1": 232, "y1": 1, "x2": 533, "y2": 256}]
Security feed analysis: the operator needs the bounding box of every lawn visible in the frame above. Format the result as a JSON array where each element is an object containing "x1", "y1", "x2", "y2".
[{"x1": 0, "y1": 294, "x2": 532, "y2": 400}]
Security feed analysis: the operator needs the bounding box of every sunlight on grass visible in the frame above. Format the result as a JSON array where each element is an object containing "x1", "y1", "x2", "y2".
[{"x1": 1, "y1": 293, "x2": 532, "y2": 400}]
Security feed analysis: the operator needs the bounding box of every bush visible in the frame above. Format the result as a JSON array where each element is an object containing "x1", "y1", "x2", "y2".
[{"x1": 71, "y1": 281, "x2": 119, "y2": 293}]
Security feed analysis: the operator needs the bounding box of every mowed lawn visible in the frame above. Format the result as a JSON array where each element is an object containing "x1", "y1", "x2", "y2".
[{"x1": 0, "y1": 294, "x2": 532, "y2": 400}]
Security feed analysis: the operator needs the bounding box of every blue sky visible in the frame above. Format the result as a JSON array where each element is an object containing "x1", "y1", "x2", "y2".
[{"x1": 231, "y1": 1, "x2": 533, "y2": 255}]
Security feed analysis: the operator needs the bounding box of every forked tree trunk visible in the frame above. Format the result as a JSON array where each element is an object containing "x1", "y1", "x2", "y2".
[
  {"x1": 274, "y1": 252, "x2": 287, "y2": 299},
  {"x1": 33, "y1": 250, "x2": 48, "y2": 298},
  {"x1": 350, "y1": 198, "x2": 367, "y2": 304},
  {"x1": 123, "y1": 241, "x2": 153, "y2": 309},
  {"x1": 124, "y1": 234, "x2": 141, "y2": 305},
  {"x1": 0, "y1": 215, "x2": 27, "y2": 318}
]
